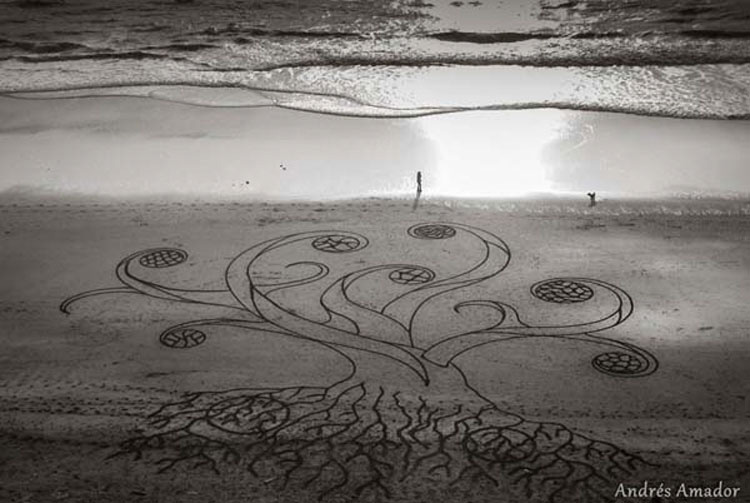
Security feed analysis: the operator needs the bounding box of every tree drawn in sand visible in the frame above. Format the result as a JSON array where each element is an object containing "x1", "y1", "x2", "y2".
[{"x1": 62, "y1": 222, "x2": 658, "y2": 502}]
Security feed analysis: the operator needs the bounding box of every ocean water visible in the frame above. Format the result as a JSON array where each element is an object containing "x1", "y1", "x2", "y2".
[{"x1": 1, "y1": 0, "x2": 750, "y2": 118}]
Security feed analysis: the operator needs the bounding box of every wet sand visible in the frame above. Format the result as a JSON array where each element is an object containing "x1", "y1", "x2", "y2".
[
  {"x1": 3, "y1": 95, "x2": 750, "y2": 199},
  {"x1": 1, "y1": 196, "x2": 748, "y2": 502}
]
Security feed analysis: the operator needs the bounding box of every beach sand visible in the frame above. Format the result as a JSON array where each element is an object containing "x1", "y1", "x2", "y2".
[{"x1": 1, "y1": 196, "x2": 748, "y2": 502}]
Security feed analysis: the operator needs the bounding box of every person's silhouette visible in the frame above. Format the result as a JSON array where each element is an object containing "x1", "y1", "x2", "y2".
[
  {"x1": 587, "y1": 192, "x2": 596, "y2": 207},
  {"x1": 417, "y1": 171, "x2": 422, "y2": 194}
]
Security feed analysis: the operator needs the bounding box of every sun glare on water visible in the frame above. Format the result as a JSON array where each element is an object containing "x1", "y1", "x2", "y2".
[{"x1": 420, "y1": 109, "x2": 566, "y2": 198}]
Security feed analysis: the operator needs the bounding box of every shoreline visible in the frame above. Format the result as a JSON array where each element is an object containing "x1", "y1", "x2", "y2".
[{"x1": 4, "y1": 77, "x2": 750, "y2": 120}]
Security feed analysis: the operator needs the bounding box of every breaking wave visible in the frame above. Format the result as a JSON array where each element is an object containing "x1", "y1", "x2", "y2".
[{"x1": 1, "y1": 0, "x2": 750, "y2": 119}]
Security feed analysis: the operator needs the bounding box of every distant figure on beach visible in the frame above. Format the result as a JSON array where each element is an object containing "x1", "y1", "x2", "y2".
[
  {"x1": 587, "y1": 192, "x2": 596, "y2": 207},
  {"x1": 412, "y1": 171, "x2": 423, "y2": 211}
]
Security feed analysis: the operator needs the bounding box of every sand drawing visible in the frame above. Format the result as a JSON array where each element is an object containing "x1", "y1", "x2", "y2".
[{"x1": 61, "y1": 222, "x2": 658, "y2": 502}]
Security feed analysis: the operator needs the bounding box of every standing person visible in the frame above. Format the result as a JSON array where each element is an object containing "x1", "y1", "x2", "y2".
[
  {"x1": 417, "y1": 171, "x2": 422, "y2": 194},
  {"x1": 587, "y1": 192, "x2": 596, "y2": 207}
]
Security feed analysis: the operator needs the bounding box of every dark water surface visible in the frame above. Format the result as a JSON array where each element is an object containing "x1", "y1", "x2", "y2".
[{"x1": 1, "y1": 0, "x2": 750, "y2": 117}]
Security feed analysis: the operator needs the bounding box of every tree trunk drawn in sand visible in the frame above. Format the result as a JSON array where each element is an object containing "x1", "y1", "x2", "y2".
[{"x1": 62, "y1": 222, "x2": 659, "y2": 502}]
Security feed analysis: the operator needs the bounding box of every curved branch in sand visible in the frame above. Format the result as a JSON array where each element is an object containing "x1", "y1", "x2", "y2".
[
  {"x1": 61, "y1": 248, "x2": 249, "y2": 314},
  {"x1": 423, "y1": 278, "x2": 643, "y2": 369},
  {"x1": 225, "y1": 230, "x2": 429, "y2": 383}
]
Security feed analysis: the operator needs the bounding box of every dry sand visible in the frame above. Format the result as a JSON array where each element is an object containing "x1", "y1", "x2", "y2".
[{"x1": 1, "y1": 196, "x2": 749, "y2": 502}]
